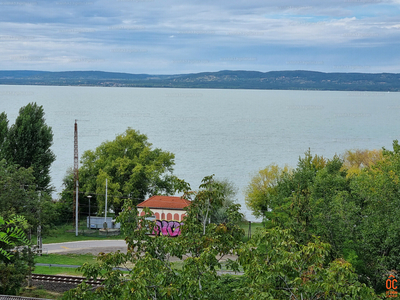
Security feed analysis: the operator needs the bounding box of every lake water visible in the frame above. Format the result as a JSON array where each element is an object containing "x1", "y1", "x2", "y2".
[{"x1": 1, "y1": 85, "x2": 399, "y2": 221}]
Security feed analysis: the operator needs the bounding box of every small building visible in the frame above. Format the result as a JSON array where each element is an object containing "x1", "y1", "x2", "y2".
[
  {"x1": 87, "y1": 216, "x2": 121, "y2": 229},
  {"x1": 137, "y1": 195, "x2": 190, "y2": 221}
]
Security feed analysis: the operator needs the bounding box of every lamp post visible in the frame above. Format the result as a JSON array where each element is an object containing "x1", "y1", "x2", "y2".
[{"x1": 87, "y1": 195, "x2": 92, "y2": 230}]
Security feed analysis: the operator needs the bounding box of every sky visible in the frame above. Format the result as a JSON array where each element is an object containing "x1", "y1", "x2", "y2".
[{"x1": 1, "y1": 0, "x2": 400, "y2": 74}]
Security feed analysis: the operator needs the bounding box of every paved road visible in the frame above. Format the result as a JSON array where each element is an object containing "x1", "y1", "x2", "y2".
[{"x1": 42, "y1": 240, "x2": 127, "y2": 254}]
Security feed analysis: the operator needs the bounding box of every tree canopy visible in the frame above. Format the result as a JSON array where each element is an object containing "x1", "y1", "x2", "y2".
[
  {"x1": 245, "y1": 143, "x2": 400, "y2": 294},
  {"x1": 4, "y1": 103, "x2": 55, "y2": 193},
  {"x1": 245, "y1": 164, "x2": 291, "y2": 218},
  {"x1": 79, "y1": 128, "x2": 177, "y2": 216}
]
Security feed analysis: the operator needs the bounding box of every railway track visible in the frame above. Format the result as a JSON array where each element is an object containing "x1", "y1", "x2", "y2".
[{"x1": 31, "y1": 274, "x2": 104, "y2": 286}]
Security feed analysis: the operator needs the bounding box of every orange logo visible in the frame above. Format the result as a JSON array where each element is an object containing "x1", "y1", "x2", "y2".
[{"x1": 386, "y1": 275, "x2": 398, "y2": 298}]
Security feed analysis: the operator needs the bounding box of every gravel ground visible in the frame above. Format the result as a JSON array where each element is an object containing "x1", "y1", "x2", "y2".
[{"x1": 30, "y1": 280, "x2": 79, "y2": 293}]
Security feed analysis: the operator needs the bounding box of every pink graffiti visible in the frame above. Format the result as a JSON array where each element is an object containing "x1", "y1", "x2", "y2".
[{"x1": 152, "y1": 220, "x2": 182, "y2": 237}]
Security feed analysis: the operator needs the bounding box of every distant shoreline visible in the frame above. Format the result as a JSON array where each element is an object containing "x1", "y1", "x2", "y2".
[{"x1": 1, "y1": 70, "x2": 399, "y2": 92}]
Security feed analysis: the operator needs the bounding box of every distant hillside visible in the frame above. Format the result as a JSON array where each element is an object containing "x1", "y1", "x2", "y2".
[{"x1": 0, "y1": 70, "x2": 399, "y2": 91}]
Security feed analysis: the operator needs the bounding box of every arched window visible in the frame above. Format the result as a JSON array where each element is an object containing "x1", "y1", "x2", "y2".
[
  {"x1": 161, "y1": 213, "x2": 165, "y2": 220},
  {"x1": 155, "y1": 212, "x2": 160, "y2": 219},
  {"x1": 174, "y1": 213, "x2": 179, "y2": 221},
  {"x1": 167, "y1": 213, "x2": 172, "y2": 220}
]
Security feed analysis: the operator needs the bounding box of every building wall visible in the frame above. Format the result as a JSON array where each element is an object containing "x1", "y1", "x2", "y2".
[{"x1": 137, "y1": 208, "x2": 186, "y2": 221}]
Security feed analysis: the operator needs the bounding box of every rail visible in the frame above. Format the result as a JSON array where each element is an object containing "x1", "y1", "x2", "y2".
[{"x1": 31, "y1": 274, "x2": 104, "y2": 286}]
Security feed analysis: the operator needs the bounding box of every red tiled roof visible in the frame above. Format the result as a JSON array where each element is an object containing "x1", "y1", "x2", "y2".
[{"x1": 137, "y1": 195, "x2": 191, "y2": 210}]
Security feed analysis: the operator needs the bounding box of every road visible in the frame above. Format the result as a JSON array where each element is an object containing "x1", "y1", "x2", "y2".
[{"x1": 42, "y1": 240, "x2": 128, "y2": 255}]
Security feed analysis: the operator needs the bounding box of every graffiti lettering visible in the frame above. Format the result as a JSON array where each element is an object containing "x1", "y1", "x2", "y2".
[{"x1": 152, "y1": 220, "x2": 183, "y2": 237}]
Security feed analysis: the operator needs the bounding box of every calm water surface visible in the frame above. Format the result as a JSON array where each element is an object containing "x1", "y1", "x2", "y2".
[{"x1": 1, "y1": 85, "x2": 399, "y2": 221}]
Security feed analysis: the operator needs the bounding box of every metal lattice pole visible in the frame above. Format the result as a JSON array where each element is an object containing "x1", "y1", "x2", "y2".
[{"x1": 74, "y1": 120, "x2": 79, "y2": 236}]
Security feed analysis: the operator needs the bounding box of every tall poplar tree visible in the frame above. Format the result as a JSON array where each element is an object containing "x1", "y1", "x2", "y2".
[
  {"x1": 0, "y1": 112, "x2": 8, "y2": 161},
  {"x1": 6, "y1": 103, "x2": 55, "y2": 193}
]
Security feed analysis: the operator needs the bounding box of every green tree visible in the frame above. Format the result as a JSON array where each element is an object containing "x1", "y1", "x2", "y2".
[
  {"x1": 0, "y1": 215, "x2": 33, "y2": 295},
  {"x1": 349, "y1": 140, "x2": 400, "y2": 292},
  {"x1": 6, "y1": 103, "x2": 55, "y2": 193},
  {"x1": 308, "y1": 156, "x2": 357, "y2": 259},
  {"x1": 245, "y1": 164, "x2": 291, "y2": 218},
  {"x1": 237, "y1": 228, "x2": 378, "y2": 299},
  {"x1": 0, "y1": 159, "x2": 57, "y2": 231},
  {"x1": 210, "y1": 178, "x2": 240, "y2": 224},
  {"x1": 0, "y1": 112, "x2": 8, "y2": 161},
  {"x1": 341, "y1": 149, "x2": 383, "y2": 177},
  {"x1": 183, "y1": 175, "x2": 226, "y2": 235},
  {"x1": 248, "y1": 153, "x2": 361, "y2": 261},
  {"x1": 245, "y1": 146, "x2": 399, "y2": 295},
  {"x1": 57, "y1": 168, "x2": 95, "y2": 225},
  {"x1": 261, "y1": 151, "x2": 326, "y2": 243},
  {"x1": 79, "y1": 128, "x2": 177, "y2": 216}
]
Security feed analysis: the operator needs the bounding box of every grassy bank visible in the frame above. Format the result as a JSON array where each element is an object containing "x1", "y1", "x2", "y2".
[
  {"x1": 20, "y1": 288, "x2": 63, "y2": 299},
  {"x1": 34, "y1": 253, "x2": 96, "y2": 276},
  {"x1": 38, "y1": 223, "x2": 125, "y2": 244},
  {"x1": 239, "y1": 221, "x2": 263, "y2": 241},
  {"x1": 35, "y1": 253, "x2": 96, "y2": 266}
]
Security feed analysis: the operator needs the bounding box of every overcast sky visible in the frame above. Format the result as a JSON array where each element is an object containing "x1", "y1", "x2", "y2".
[{"x1": 1, "y1": 0, "x2": 400, "y2": 74}]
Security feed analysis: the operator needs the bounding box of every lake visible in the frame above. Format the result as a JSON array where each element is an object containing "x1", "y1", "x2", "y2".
[{"x1": 1, "y1": 85, "x2": 399, "y2": 221}]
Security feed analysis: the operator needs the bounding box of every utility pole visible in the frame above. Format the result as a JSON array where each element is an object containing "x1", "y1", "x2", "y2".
[
  {"x1": 74, "y1": 120, "x2": 79, "y2": 236},
  {"x1": 72, "y1": 119, "x2": 89, "y2": 235},
  {"x1": 88, "y1": 195, "x2": 92, "y2": 230},
  {"x1": 105, "y1": 178, "x2": 108, "y2": 225},
  {"x1": 37, "y1": 192, "x2": 42, "y2": 256}
]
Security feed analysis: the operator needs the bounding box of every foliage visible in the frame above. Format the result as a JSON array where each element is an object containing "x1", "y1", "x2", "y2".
[
  {"x1": 0, "y1": 112, "x2": 8, "y2": 161},
  {"x1": 0, "y1": 215, "x2": 29, "y2": 260},
  {"x1": 183, "y1": 175, "x2": 228, "y2": 235},
  {"x1": 245, "y1": 164, "x2": 291, "y2": 218},
  {"x1": 57, "y1": 168, "x2": 95, "y2": 225},
  {"x1": 237, "y1": 228, "x2": 379, "y2": 299},
  {"x1": 0, "y1": 159, "x2": 58, "y2": 230},
  {"x1": 78, "y1": 128, "x2": 177, "y2": 216},
  {"x1": 245, "y1": 144, "x2": 400, "y2": 295},
  {"x1": 210, "y1": 178, "x2": 240, "y2": 224},
  {"x1": 349, "y1": 140, "x2": 400, "y2": 292},
  {"x1": 4, "y1": 103, "x2": 55, "y2": 193},
  {"x1": 259, "y1": 151, "x2": 327, "y2": 243},
  {"x1": 341, "y1": 149, "x2": 383, "y2": 177},
  {"x1": 0, "y1": 215, "x2": 33, "y2": 295}
]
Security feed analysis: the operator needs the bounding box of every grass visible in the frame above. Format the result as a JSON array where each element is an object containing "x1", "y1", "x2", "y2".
[
  {"x1": 239, "y1": 221, "x2": 264, "y2": 241},
  {"x1": 34, "y1": 265, "x2": 83, "y2": 276},
  {"x1": 34, "y1": 253, "x2": 97, "y2": 276},
  {"x1": 37, "y1": 222, "x2": 125, "y2": 244},
  {"x1": 35, "y1": 253, "x2": 97, "y2": 265},
  {"x1": 20, "y1": 287, "x2": 63, "y2": 299},
  {"x1": 33, "y1": 253, "x2": 131, "y2": 276}
]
